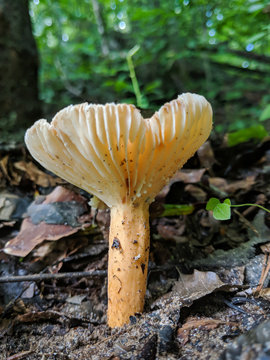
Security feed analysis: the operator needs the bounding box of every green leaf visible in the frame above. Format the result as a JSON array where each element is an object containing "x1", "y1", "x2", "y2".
[
  {"x1": 224, "y1": 198, "x2": 231, "y2": 206},
  {"x1": 213, "y1": 203, "x2": 231, "y2": 221},
  {"x1": 161, "y1": 204, "x2": 194, "y2": 217},
  {"x1": 206, "y1": 198, "x2": 220, "y2": 211},
  {"x1": 227, "y1": 125, "x2": 268, "y2": 147},
  {"x1": 260, "y1": 104, "x2": 270, "y2": 122}
]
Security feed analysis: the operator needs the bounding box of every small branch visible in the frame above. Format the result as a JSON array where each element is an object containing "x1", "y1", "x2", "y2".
[
  {"x1": 0, "y1": 264, "x2": 175, "y2": 284},
  {"x1": 0, "y1": 270, "x2": 107, "y2": 283}
]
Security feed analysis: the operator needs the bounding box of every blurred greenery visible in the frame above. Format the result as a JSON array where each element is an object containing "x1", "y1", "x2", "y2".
[
  {"x1": 227, "y1": 124, "x2": 268, "y2": 146},
  {"x1": 30, "y1": 0, "x2": 270, "y2": 132}
]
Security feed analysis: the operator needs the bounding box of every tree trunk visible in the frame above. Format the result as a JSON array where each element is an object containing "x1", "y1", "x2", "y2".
[{"x1": 0, "y1": 0, "x2": 41, "y2": 143}]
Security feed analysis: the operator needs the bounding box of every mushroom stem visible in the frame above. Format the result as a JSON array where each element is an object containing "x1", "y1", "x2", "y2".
[{"x1": 107, "y1": 203, "x2": 150, "y2": 327}]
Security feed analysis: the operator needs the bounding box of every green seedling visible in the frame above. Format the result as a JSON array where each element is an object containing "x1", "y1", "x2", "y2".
[{"x1": 206, "y1": 197, "x2": 270, "y2": 220}]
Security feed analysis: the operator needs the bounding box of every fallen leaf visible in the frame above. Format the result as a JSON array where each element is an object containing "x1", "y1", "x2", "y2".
[
  {"x1": 173, "y1": 269, "x2": 226, "y2": 302},
  {"x1": 4, "y1": 219, "x2": 79, "y2": 257},
  {"x1": 16, "y1": 310, "x2": 64, "y2": 323},
  {"x1": 0, "y1": 155, "x2": 11, "y2": 181},
  {"x1": 157, "y1": 169, "x2": 206, "y2": 200},
  {"x1": 157, "y1": 218, "x2": 186, "y2": 242},
  {"x1": 14, "y1": 161, "x2": 62, "y2": 187},
  {"x1": 225, "y1": 175, "x2": 256, "y2": 193},
  {"x1": 4, "y1": 186, "x2": 91, "y2": 257},
  {"x1": 184, "y1": 184, "x2": 207, "y2": 201},
  {"x1": 209, "y1": 176, "x2": 256, "y2": 195},
  {"x1": 208, "y1": 177, "x2": 228, "y2": 193},
  {"x1": 258, "y1": 287, "x2": 270, "y2": 300},
  {"x1": 197, "y1": 141, "x2": 216, "y2": 169}
]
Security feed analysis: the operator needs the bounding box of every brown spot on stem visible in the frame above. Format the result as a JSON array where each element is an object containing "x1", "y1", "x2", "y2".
[
  {"x1": 111, "y1": 238, "x2": 121, "y2": 250},
  {"x1": 141, "y1": 263, "x2": 146, "y2": 274},
  {"x1": 113, "y1": 275, "x2": 122, "y2": 294}
]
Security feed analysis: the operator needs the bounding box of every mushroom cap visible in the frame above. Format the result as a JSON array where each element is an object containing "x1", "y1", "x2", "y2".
[{"x1": 25, "y1": 93, "x2": 212, "y2": 207}]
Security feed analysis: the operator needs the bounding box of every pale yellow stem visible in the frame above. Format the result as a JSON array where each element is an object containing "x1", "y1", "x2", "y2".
[{"x1": 107, "y1": 203, "x2": 150, "y2": 327}]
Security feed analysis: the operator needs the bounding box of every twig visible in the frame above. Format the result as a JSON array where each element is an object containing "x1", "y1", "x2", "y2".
[
  {"x1": 7, "y1": 350, "x2": 35, "y2": 360},
  {"x1": 0, "y1": 264, "x2": 175, "y2": 283},
  {"x1": 0, "y1": 270, "x2": 107, "y2": 283}
]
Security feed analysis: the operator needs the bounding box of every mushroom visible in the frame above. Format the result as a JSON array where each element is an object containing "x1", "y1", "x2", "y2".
[{"x1": 25, "y1": 93, "x2": 212, "y2": 327}]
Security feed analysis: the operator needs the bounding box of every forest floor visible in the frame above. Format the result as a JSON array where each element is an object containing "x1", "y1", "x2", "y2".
[{"x1": 1, "y1": 136, "x2": 270, "y2": 359}]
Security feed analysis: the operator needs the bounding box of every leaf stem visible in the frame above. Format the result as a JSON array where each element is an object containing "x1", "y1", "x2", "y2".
[
  {"x1": 126, "y1": 45, "x2": 144, "y2": 108},
  {"x1": 230, "y1": 203, "x2": 270, "y2": 213}
]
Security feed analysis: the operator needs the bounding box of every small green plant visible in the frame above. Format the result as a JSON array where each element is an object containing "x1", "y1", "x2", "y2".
[{"x1": 206, "y1": 197, "x2": 270, "y2": 220}]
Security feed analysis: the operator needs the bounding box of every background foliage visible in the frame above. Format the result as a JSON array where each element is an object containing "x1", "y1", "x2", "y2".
[{"x1": 30, "y1": 0, "x2": 270, "y2": 133}]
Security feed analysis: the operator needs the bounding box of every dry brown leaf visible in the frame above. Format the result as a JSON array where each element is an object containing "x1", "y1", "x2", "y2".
[
  {"x1": 0, "y1": 155, "x2": 22, "y2": 185},
  {"x1": 0, "y1": 155, "x2": 11, "y2": 180},
  {"x1": 4, "y1": 218, "x2": 79, "y2": 257},
  {"x1": 14, "y1": 161, "x2": 61, "y2": 187},
  {"x1": 173, "y1": 269, "x2": 226, "y2": 302},
  {"x1": 258, "y1": 288, "x2": 270, "y2": 300},
  {"x1": 4, "y1": 186, "x2": 91, "y2": 257},
  {"x1": 197, "y1": 141, "x2": 216, "y2": 169},
  {"x1": 226, "y1": 175, "x2": 256, "y2": 193},
  {"x1": 208, "y1": 177, "x2": 228, "y2": 193},
  {"x1": 185, "y1": 184, "x2": 207, "y2": 201},
  {"x1": 157, "y1": 169, "x2": 206, "y2": 200},
  {"x1": 16, "y1": 310, "x2": 64, "y2": 323},
  {"x1": 209, "y1": 176, "x2": 256, "y2": 195},
  {"x1": 157, "y1": 218, "x2": 186, "y2": 242},
  {"x1": 43, "y1": 185, "x2": 85, "y2": 203}
]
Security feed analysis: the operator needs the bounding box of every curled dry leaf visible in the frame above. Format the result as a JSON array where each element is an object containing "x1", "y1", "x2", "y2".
[
  {"x1": 14, "y1": 161, "x2": 62, "y2": 187},
  {"x1": 173, "y1": 269, "x2": 226, "y2": 302}
]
